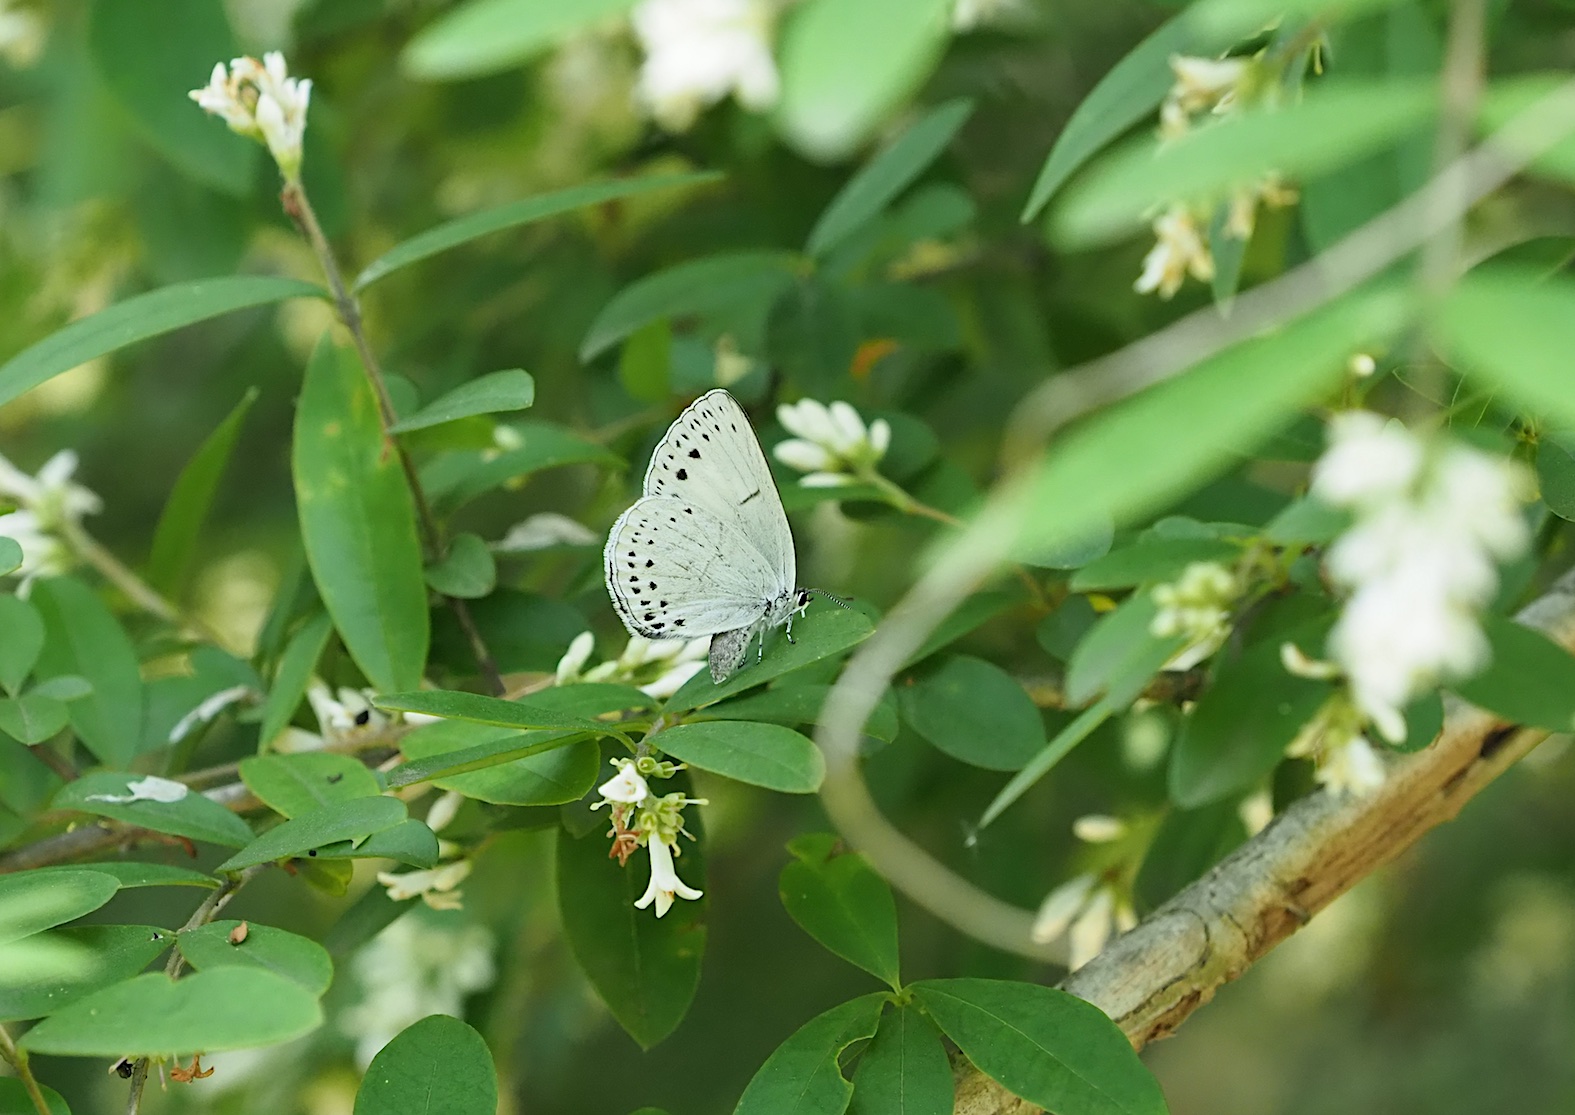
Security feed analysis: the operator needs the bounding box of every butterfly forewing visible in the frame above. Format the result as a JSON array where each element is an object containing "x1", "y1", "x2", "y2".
[
  {"x1": 641, "y1": 390, "x2": 795, "y2": 593},
  {"x1": 604, "y1": 495, "x2": 782, "y2": 639}
]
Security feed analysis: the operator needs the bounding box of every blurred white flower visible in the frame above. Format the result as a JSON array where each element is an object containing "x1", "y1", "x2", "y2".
[
  {"x1": 1030, "y1": 872, "x2": 1136, "y2": 970},
  {"x1": 189, "y1": 51, "x2": 312, "y2": 179},
  {"x1": 424, "y1": 790, "x2": 465, "y2": 834},
  {"x1": 1151, "y1": 560, "x2": 1241, "y2": 670},
  {"x1": 1312, "y1": 413, "x2": 1531, "y2": 743},
  {"x1": 1316, "y1": 734, "x2": 1386, "y2": 797},
  {"x1": 168, "y1": 684, "x2": 256, "y2": 744},
  {"x1": 1133, "y1": 205, "x2": 1214, "y2": 300},
  {"x1": 0, "y1": 1, "x2": 44, "y2": 68},
  {"x1": 377, "y1": 860, "x2": 472, "y2": 911},
  {"x1": 340, "y1": 916, "x2": 495, "y2": 1067},
  {"x1": 951, "y1": 0, "x2": 1024, "y2": 31},
  {"x1": 634, "y1": 835, "x2": 704, "y2": 917},
  {"x1": 1284, "y1": 696, "x2": 1387, "y2": 797},
  {"x1": 85, "y1": 775, "x2": 189, "y2": 804},
  {"x1": 554, "y1": 631, "x2": 709, "y2": 698},
  {"x1": 493, "y1": 513, "x2": 598, "y2": 553},
  {"x1": 0, "y1": 512, "x2": 69, "y2": 596},
  {"x1": 1166, "y1": 54, "x2": 1248, "y2": 117},
  {"x1": 1071, "y1": 814, "x2": 1128, "y2": 844},
  {"x1": 0, "y1": 449, "x2": 102, "y2": 593},
  {"x1": 774, "y1": 398, "x2": 891, "y2": 487},
  {"x1": 631, "y1": 0, "x2": 779, "y2": 131}
]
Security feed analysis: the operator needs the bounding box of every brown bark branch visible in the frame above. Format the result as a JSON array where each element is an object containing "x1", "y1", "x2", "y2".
[{"x1": 951, "y1": 568, "x2": 1575, "y2": 1113}]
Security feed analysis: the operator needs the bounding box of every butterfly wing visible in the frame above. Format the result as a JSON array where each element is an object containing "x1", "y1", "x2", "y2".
[
  {"x1": 641, "y1": 390, "x2": 795, "y2": 593},
  {"x1": 604, "y1": 495, "x2": 783, "y2": 640}
]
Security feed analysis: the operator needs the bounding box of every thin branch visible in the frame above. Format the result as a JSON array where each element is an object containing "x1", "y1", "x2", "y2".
[
  {"x1": 59, "y1": 521, "x2": 227, "y2": 646},
  {"x1": 280, "y1": 183, "x2": 506, "y2": 697},
  {"x1": 0, "y1": 1023, "x2": 52, "y2": 1115}
]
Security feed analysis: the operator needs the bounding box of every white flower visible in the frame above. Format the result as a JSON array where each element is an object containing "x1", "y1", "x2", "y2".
[
  {"x1": 1030, "y1": 873, "x2": 1136, "y2": 970},
  {"x1": 0, "y1": 1, "x2": 44, "y2": 68},
  {"x1": 377, "y1": 859, "x2": 472, "y2": 911},
  {"x1": 774, "y1": 398, "x2": 891, "y2": 486},
  {"x1": 168, "y1": 685, "x2": 256, "y2": 744},
  {"x1": 424, "y1": 791, "x2": 464, "y2": 834},
  {"x1": 1151, "y1": 560, "x2": 1241, "y2": 669},
  {"x1": 1031, "y1": 873, "x2": 1096, "y2": 944},
  {"x1": 1311, "y1": 411, "x2": 1425, "y2": 509},
  {"x1": 633, "y1": 836, "x2": 703, "y2": 917},
  {"x1": 1071, "y1": 814, "x2": 1128, "y2": 844},
  {"x1": 558, "y1": 632, "x2": 710, "y2": 698},
  {"x1": 0, "y1": 449, "x2": 100, "y2": 593},
  {"x1": 189, "y1": 52, "x2": 312, "y2": 179},
  {"x1": 1167, "y1": 54, "x2": 1248, "y2": 116},
  {"x1": 85, "y1": 775, "x2": 189, "y2": 804},
  {"x1": 306, "y1": 682, "x2": 387, "y2": 740},
  {"x1": 631, "y1": 0, "x2": 779, "y2": 132},
  {"x1": 596, "y1": 759, "x2": 651, "y2": 806},
  {"x1": 493, "y1": 513, "x2": 598, "y2": 553},
  {"x1": 1133, "y1": 205, "x2": 1214, "y2": 299},
  {"x1": 1315, "y1": 734, "x2": 1386, "y2": 797},
  {"x1": 0, "y1": 511, "x2": 71, "y2": 595},
  {"x1": 554, "y1": 631, "x2": 597, "y2": 685}
]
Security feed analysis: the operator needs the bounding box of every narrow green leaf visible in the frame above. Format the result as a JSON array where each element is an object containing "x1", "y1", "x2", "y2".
[
  {"x1": 0, "y1": 924, "x2": 173, "y2": 1023},
  {"x1": 30, "y1": 576, "x2": 145, "y2": 766},
  {"x1": 581, "y1": 251, "x2": 801, "y2": 361},
  {"x1": 293, "y1": 337, "x2": 429, "y2": 694},
  {"x1": 0, "y1": 695, "x2": 68, "y2": 744},
  {"x1": 146, "y1": 387, "x2": 258, "y2": 597},
  {"x1": 912, "y1": 979, "x2": 1167, "y2": 1115},
  {"x1": 402, "y1": 0, "x2": 639, "y2": 80},
  {"x1": 0, "y1": 870, "x2": 120, "y2": 946},
  {"x1": 214, "y1": 796, "x2": 408, "y2": 873},
  {"x1": 354, "y1": 1015, "x2": 498, "y2": 1115},
  {"x1": 977, "y1": 701, "x2": 1116, "y2": 831},
  {"x1": 734, "y1": 994, "x2": 888, "y2": 1115},
  {"x1": 0, "y1": 277, "x2": 322, "y2": 411},
  {"x1": 389, "y1": 369, "x2": 535, "y2": 433},
  {"x1": 29, "y1": 675, "x2": 91, "y2": 702},
  {"x1": 54, "y1": 773, "x2": 255, "y2": 848},
  {"x1": 1434, "y1": 269, "x2": 1575, "y2": 428},
  {"x1": 899, "y1": 656, "x2": 1046, "y2": 771},
  {"x1": 619, "y1": 320, "x2": 672, "y2": 403},
  {"x1": 383, "y1": 729, "x2": 588, "y2": 789},
  {"x1": 806, "y1": 98, "x2": 974, "y2": 259},
  {"x1": 179, "y1": 920, "x2": 333, "y2": 995},
  {"x1": 420, "y1": 420, "x2": 619, "y2": 511},
  {"x1": 653, "y1": 721, "x2": 825, "y2": 793},
  {"x1": 357, "y1": 173, "x2": 718, "y2": 288},
  {"x1": 847, "y1": 1005, "x2": 954, "y2": 1115},
  {"x1": 1452, "y1": 614, "x2": 1575, "y2": 731},
  {"x1": 34, "y1": 862, "x2": 216, "y2": 890},
  {"x1": 239, "y1": 753, "x2": 381, "y2": 818},
  {"x1": 779, "y1": 833, "x2": 901, "y2": 989},
  {"x1": 0, "y1": 595, "x2": 44, "y2": 696},
  {"x1": 556, "y1": 821, "x2": 706, "y2": 1049},
  {"x1": 19, "y1": 968, "x2": 323, "y2": 1057},
  {"x1": 257, "y1": 611, "x2": 333, "y2": 750},
  {"x1": 399, "y1": 720, "x2": 601, "y2": 806},
  {"x1": 1053, "y1": 80, "x2": 1437, "y2": 246},
  {"x1": 1070, "y1": 539, "x2": 1239, "y2": 593},
  {"x1": 425, "y1": 533, "x2": 497, "y2": 599},
  {"x1": 318, "y1": 818, "x2": 440, "y2": 868},
  {"x1": 377, "y1": 689, "x2": 617, "y2": 735},
  {"x1": 1065, "y1": 596, "x2": 1180, "y2": 708}
]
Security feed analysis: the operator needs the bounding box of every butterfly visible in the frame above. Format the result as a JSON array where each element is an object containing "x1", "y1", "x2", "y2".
[{"x1": 604, "y1": 390, "x2": 814, "y2": 684}]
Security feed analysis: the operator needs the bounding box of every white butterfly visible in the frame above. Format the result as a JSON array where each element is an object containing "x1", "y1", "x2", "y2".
[{"x1": 604, "y1": 390, "x2": 811, "y2": 684}]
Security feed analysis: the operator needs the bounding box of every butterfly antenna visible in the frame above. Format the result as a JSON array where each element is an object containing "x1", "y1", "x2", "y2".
[{"x1": 809, "y1": 589, "x2": 855, "y2": 612}]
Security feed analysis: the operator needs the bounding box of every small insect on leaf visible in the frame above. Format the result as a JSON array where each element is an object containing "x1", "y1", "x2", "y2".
[{"x1": 228, "y1": 921, "x2": 249, "y2": 945}]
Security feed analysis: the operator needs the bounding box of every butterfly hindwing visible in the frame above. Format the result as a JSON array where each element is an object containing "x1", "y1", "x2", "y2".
[
  {"x1": 604, "y1": 495, "x2": 780, "y2": 640},
  {"x1": 641, "y1": 389, "x2": 795, "y2": 594}
]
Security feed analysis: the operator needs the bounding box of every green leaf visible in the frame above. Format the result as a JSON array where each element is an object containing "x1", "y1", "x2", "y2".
[
  {"x1": 847, "y1": 1005, "x2": 954, "y2": 1115},
  {"x1": 87, "y1": 0, "x2": 256, "y2": 195},
  {"x1": 0, "y1": 1077, "x2": 69, "y2": 1115},
  {"x1": 377, "y1": 689, "x2": 619, "y2": 736},
  {"x1": 357, "y1": 173, "x2": 718, "y2": 288},
  {"x1": 0, "y1": 924, "x2": 173, "y2": 1022},
  {"x1": 0, "y1": 277, "x2": 322, "y2": 411},
  {"x1": 734, "y1": 994, "x2": 888, "y2": 1115},
  {"x1": 706, "y1": 684, "x2": 899, "y2": 743},
  {"x1": 319, "y1": 818, "x2": 440, "y2": 868},
  {"x1": 54, "y1": 773, "x2": 254, "y2": 848},
  {"x1": 257, "y1": 611, "x2": 333, "y2": 750},
  {"x1": 214, "y1": 796, "x2": 408, "y2": 872},
  {"x1": 1478, "y1": 75, "x2": 1575, "y2": 189},
  {"x1": 1013, "y1": 290, "x2": 1408, "y2": 563},
  {"x1": 36, "y1": 862, "x2": 216, "y2": 890},
  {"x1": 1065, "y1": 596, "x2": 1180, "y2": 708},
  {"x1": 899, "y1": 655, "x2": 1046, "y2": 772},
  {"x1": 420, "y1": 421, "x2": 619, "y2": 511},
  {"x1": 652, "y1": 721, "x2": 825, "y2": 793},
  {"x1": 402, "y1": 0, "x2": 639, "y2": 80},
  {"x1": 0, "y1": 595, "x2": 44, "y2": 696},
  {"x1": 1434, "y1": 269, "x2": 1575, "y2": 428},
  {"x1": 293, "y1": 337, "x2": 429, "y2": 694},
  {"x1": 1536, "y1": 433, "x2": 1575, "y2": 522},
  {"x1": 0, "y1": 870, "x2": 120, "y2": 946},
  {"x1": 239, "y1": 753, "x2": 382, "y2": 818},
  {"x1": 779, "y1": 833, "x2": 900, "y2": 989},
  {"x1": 581, "y1": 251, "x2": 801, "y2": 361},
  {"x1": 30, "y1": 576, "x2": 145, "y2": 766},
  {"x1": 806, "y1": 98, "x2": 974, "y2": 259},
  {"x1": 1134, "y1": 802, "x2": 1248, "y2": 911},
  {"x1": 767, "y1": 279, "x2": 861, "y2": 396},
  {"x1": 19, "y1": 968, "x2": 323, "y2": 1057},
  {"x1": 389, "y1": 370, "x2": 535, "y2": 434},
  {"x1": 1452, "y1": 614, "x2": 1575, "y2": 731},
  {"x1": 398, "y1": 720, "x2": 601, "y2": 806},
  {"x1": 912, "y1": 979, "x2": 1167, "y2": 1115},
  {"x1": 977, "y1": 701, "x2": 1116, "y2": 831},
  {"x1": 384, "y1": 729, "x2": 587, "y2": 790},
  {"x1": 354, "y1": 1015, "x2": 499, "y2": 1115},
  {"x1": 146, "y1": 387, "x2": 257, "y2": 597},
  {"x1": 0, "y1": 695, "x2": 67, "y2": 745},
  {"x1": 1070, "y1": 539, "x2": 1239, "y2": 592},
  {"x1": 556, "y1": 822, "x2": 706, "y2": 1049},
  {"x1": 29, "y1": 676, "x2": 91, "y2": 702},
  {"x1": 901, "y1": 591, "x2": 1019, "y2": 669},
  {"x1": 664, "y1": 604, "x2": 875, "y2": 713},
  {"x1": 775, "y1": 0, "x2": 953, "y2": 161},
  {"x1": 425, "y1": 533, "x2": 497, "y2": 599},
  {"x1": 619, "y1": 320, "x2": 672, "y2": 403},
  {"x1": 0, "y1": 537, "x2": 21, "y2": 577},
  {"x1": 1053, "y1": 80, "x2": 1436, "y2": 246},
  {"x1": 179, "y1": 920, "x2": 333, "y2": 996}
]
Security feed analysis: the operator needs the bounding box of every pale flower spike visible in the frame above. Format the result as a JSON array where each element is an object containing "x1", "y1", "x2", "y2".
[{"x1": 189, "y1": 51, "x2": 312, "y2": 180}]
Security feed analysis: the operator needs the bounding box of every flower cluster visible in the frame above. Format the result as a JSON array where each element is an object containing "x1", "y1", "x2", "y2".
[
  {"x1": 773, "y1": 399, "x2": 891, "y2": 488},
  {"x1": 1151, "y1": 560, "x2": 1242, "y2": 670},
  {"x1": 554, "y1": 630, "x2": 710, "y2": 699},
  {"x1": 593, "y1": 757, "x2": 705, "y2": 917},
  {"x1": 189, "y1": 52, "x2": 311, "y2": 180},
  {"x1": 1310, "y1": 411, "x2": 1531, "y2": 745},
  {"x1": 0, "y1": 449, "x2": 101, "y2": 595},
  {"x1": 271, "y1": 681, "x2": 389, "y2": 752},
  {"x1": 631, "y1": 0, "x2": 779, "y2": 132},
  {"x1": 1030, "y1": 815, "x2": 1137, "y2": 971}
]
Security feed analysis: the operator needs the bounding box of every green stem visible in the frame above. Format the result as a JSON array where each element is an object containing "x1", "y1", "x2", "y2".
[
  {"x1": 59, "y1": 521, "x2": 226, "y2": 645},
  {"x1": 0, "y1": 1024, "x2": 52, "y2": 1115}
]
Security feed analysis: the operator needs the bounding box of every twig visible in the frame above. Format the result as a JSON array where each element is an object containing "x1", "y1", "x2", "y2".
[
  {"x1": 280, "y1": 182, "x2": 505, "y2": 697},
  {"x1": 59, "y1": 522, "x2": 226, "y2": 646},
  {"x1": 0, "y1": 1022, "x2": 52, "y2": 1115}
]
